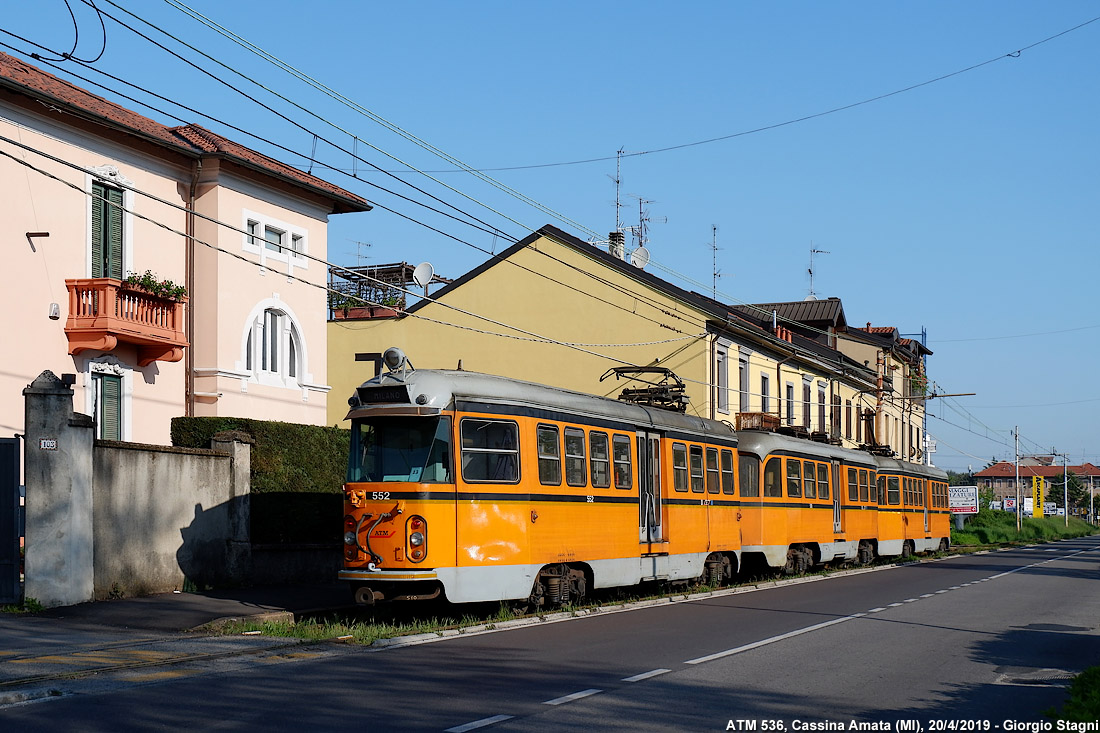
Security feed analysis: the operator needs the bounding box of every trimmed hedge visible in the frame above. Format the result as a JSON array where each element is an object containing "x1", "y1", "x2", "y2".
[{"x1": 171, "y1": 417, "x2": 349, "y2": 544}]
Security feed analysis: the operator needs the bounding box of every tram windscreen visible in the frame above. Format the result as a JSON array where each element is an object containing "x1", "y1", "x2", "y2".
[{"x1": 347, "y1": 417, "x2": 452, "y2": 483}]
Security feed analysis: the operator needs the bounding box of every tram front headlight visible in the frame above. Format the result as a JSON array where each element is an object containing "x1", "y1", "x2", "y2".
[
  {"x1": 344, "y1": 531, "x2": 357, "y2": 546},
  {"x1": 409, "y1": 532, "x2": 425, "y2": 547}
]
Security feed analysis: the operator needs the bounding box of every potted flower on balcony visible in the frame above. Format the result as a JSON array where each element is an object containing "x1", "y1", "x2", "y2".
[{"x1": 122, "y1": 270, "x2": 188, "y2": 302}]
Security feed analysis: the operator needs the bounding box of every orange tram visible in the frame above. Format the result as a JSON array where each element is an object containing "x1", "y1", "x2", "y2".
[{"x1": 340, "y1": 351, "x2": 951, "y2": 607}]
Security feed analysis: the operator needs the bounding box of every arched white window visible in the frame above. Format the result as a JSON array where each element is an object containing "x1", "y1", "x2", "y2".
[{"x1": 242, "y1": 303, "x2": 305, "y2": 388}]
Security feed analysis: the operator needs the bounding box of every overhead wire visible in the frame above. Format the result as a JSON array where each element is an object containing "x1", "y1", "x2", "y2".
[
  {"x1": 5, "y1": 9, "x2": 1025, "y2": 421},
  {"x1": 0, "y1": 33, "x2": 517, "y2": 244},
  {"x1": 89, "y1": 0, "x2": 526, "y2": 242},
  {"x1": 9, "y1": 7, "x2": 858, "y2": 347},
  {"x1": 158, "y1": 0, "x2": 600, "y2": 240},
  {"x1": 0, "y1": 134, "x2": 709, "y2": 366},
  {"x1": 350, "y1": 13, "x2": 1100, "y2": 174},
  {"x1": 0, "y1": 32, "x2": 722, "y2": 336},
  {"x1": 151, "y1": 0, "x2": 866, "y2": 342}
]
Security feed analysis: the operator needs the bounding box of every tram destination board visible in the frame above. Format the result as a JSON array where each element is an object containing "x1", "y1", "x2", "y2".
[{"x1": 356, "y1": 384, "x2": 410, "y2": 404}]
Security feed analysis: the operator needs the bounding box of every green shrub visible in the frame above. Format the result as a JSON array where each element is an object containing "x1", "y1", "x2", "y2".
[
  {"x1": 1048, "y1": 666, "x2": 1100, "y2": 722},
  {"x1": 172, "y1": 417, "x2": 349, "y2": 544}
]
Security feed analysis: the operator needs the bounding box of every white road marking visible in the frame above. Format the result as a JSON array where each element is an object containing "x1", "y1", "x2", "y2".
[
  {"x1": 868, "y1": 607, "x2": 887, "y2": 613},
  {"x1": 903, "y1": 598, "x2": 918, "y2": 603},
  {"x1": 684, "y1": 614, "x2": 865, "y2": 665},
  {"x1": 445, "y1": 715, "x2": 514, "y2": 732},
  {"x1": 622, "y1": 668, "x2": 671, "y2": 682},
  {"x1": 920, "y1": 594, "x2": 934, "y2": 598},
  {"x1": 888, "y1": 602, "x2": 904, "y2": 607},
  {"x1": 543, "y1": 689, "x2": 602, "y2": 706}
]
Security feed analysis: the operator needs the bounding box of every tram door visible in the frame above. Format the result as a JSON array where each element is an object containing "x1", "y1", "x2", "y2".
[
  {"x1": 637, "y1": 431, "x2": 663, "y2": 543},
  {"x1": 831, "y1": 460, "x2": 843, "y2": 533},
  {"x1": 923, "y1": 480, "x2": 931, "y2": 532}
]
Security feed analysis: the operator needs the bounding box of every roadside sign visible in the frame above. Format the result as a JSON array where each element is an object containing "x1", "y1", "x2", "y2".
[
  {"x1": 990, "y1": 500, "x2": 1002, "y2": 511},
  {"x1": 949, "y1": 485, "x2": 979, "y2": 514},
  {"x1": 1004, "y1": 497, "x2": 1016, "y2": 510}
]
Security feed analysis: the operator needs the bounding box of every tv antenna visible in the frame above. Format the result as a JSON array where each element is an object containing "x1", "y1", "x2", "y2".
[
  {"x1": 629, "y1": 196, "x2": 665, "y2": 251},
  {"x1": 808, "y1": 244, "x2": 830, "y2": 300},
  {"x1": 348, "y1": 239, "x2": 372, "y2": 266},
  {"x1": 710, "y1": 225, "x2": 721, "y2": 300},
  {"x1": 608, "y1": 147, "x2": 626, "y2": 233}
]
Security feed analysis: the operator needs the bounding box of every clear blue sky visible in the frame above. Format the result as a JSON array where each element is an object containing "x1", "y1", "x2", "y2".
[{"x1": 5, "y1": 2, "x2": 1098, "y2": 472}]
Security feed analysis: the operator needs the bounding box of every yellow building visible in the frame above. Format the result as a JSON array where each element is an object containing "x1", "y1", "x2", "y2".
[{"x1": 328, "y1": 225, "x2": 928, "y2": 461}]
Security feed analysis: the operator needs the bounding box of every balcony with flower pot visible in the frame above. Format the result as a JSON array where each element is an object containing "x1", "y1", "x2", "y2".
[{"x1": 64, "y1": 271, "x2": 189, "y2": 367}]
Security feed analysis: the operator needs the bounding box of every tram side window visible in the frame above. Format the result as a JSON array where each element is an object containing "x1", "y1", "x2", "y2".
[
  {"x1": 564, "y1": 427, "x2": 587, "y2": 487},
  {"x1": 672, "y1": 443, "x2": 689, "y2": 492},
  {"x1": 848, "y1": 468, "x2": 858, "y2": 501},
  {"x1": 721, "y1": 450, "x2": 736, "y2": 495},
  {"x1": 740, "y1": 455, "x2": 761, "y2": 497},
  {"x1": 887, "y1": 476, "x2": 900, "y2": 505},
  {"x1": 818, "y1": 463, "x2": 830, "y2": 500},
  {"x1": 763, "y1": 457, "x2": 783, "y2": 497},
  {"x1": 803, "y1": 460, "x2": 817, "y2": 499},
  {"x1": 460, "y1": 419, "x2": 519, "y2": 483},
  {"x1": 536, "y1": 425, "x2": 561, "y2": 486},
  {"x1": 706, "y1": 447, "x2": 720, "y2": 494},
  {"x1": 858, "y1": 469, "x2": 869, "y2": 502},
  {"x1": 877, "y1": 476, "x2": 886, "y2": 505},
  {"x1": 590, "y1": 432, "x2": 611, "y2": 489},
  {"x1": 786, "y1": 459, "x2": 802, "y2": 498},
  {"x1": 690, "y1": 445, "x2": 705, "y2": 493},
  {"x1": 612, "y1": 434, "x2": 632, "y2": 490}
]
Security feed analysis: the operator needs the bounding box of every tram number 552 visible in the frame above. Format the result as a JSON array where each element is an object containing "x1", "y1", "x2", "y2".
[{"x1": 371, "y1": 492, "x2": 391, "y2": 501}]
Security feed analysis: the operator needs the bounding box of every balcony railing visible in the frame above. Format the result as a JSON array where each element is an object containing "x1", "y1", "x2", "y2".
[{"x1": 64, "y1": 278, "x2": 188, "y2": 367}]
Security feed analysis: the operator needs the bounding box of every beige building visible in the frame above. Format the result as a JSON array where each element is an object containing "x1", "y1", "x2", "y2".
[
  {"x1": 1, "y1": 52, "x2": 370, "y2": 444},
  {"x1": 328, "y1": 226, "x2": 930, "y2": 463}
]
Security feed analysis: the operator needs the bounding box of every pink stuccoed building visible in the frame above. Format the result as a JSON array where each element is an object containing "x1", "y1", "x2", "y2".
[{"x1": 0, "y1": 52, "x2": 371, "y2": 444}]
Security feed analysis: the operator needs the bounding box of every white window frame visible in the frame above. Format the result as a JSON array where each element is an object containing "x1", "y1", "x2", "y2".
[
  {"x1": 237, "y1": 298, "x2": 311, "y2": 391},
  {"x1": 242, "y1": 209, "x2": 308, "y2": 271},
  {"x1": 85, "y1": 356, "x2": 132, "y2": 442},
  {"x1": 714, "y1": 340, "x2": 730, "y2": 415}
]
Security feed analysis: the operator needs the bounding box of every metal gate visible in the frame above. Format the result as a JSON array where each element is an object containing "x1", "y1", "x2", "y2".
[{"x1": 0, "y1": 438, "x2": 21, "y2": 604}]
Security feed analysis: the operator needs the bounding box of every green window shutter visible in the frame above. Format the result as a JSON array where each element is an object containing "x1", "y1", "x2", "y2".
[
  {"x1": 105, "y1": 186, "x2": 124, "y2": 280},
  {"x1": 96, "y1": 374, "x2": 122, "y2": 441},
  {"x1": 91, "y1": 182, "x2": 105, "y2": 278},
  {"x1": 91, "y1": 182, "x2": 124, "y2": 279}
]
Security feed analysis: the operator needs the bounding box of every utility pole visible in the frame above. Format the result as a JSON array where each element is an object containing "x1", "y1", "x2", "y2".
[
  {"x1": 1063, "y1": 451, "x2": 1069, "y2": 527},
  {"x1": 1015, "y1": 427, "x2": 1021, "y2": 532}
]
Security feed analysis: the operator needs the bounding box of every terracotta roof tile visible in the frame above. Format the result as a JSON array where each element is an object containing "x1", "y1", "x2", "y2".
[
  {"x1": 974, "y1": 461, "x2": 1100, "y2": 478},
  {"x1": 0, "y1": 52, "x2": 370, "y2": 212}
]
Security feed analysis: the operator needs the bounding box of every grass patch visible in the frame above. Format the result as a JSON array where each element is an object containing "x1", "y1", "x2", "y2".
[
  {"x1": 1, "y1": 597, "x2": 44, "y2": 614},
  {"x1": 1047, "y1": 666, "x2": 1100, "y2": 722},
  {"x1": 212, "y1": 606, "x2": 524, "y2": 645},
  {"x1": 952, "y1": 510, "x2": 1096, "y2": 546}
]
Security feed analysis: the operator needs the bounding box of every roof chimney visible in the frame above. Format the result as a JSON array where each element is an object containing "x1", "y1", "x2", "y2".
[{"x1": 609, "y1": 231, "x2": 625, "y2": 260}]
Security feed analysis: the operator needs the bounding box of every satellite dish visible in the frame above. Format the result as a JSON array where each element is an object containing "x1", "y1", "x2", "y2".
[
  {"x1": 630, "y1": 246, "x2": 650, "y2": 269},
  {"x1": 412, "y1": 261, "x2": 435, "y2": 288}
]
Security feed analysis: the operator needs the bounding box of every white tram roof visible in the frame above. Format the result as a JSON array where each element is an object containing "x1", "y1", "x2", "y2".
[
  {"x1": 735, "y1": 430, "x2": 947, "y2": 479},
  {"x1": 347, "y1": 368, "x2": 736, "y2": 443}
]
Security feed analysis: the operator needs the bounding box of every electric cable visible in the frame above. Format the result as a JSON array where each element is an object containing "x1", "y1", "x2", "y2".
[{"x1": 87, "y1": 0, "x2": 525, "y2": 243}]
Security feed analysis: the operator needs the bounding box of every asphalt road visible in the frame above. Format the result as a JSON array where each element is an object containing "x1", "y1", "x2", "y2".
[{"x1": 2, "y1": 538, "x2": 1097, "y2": 732}]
